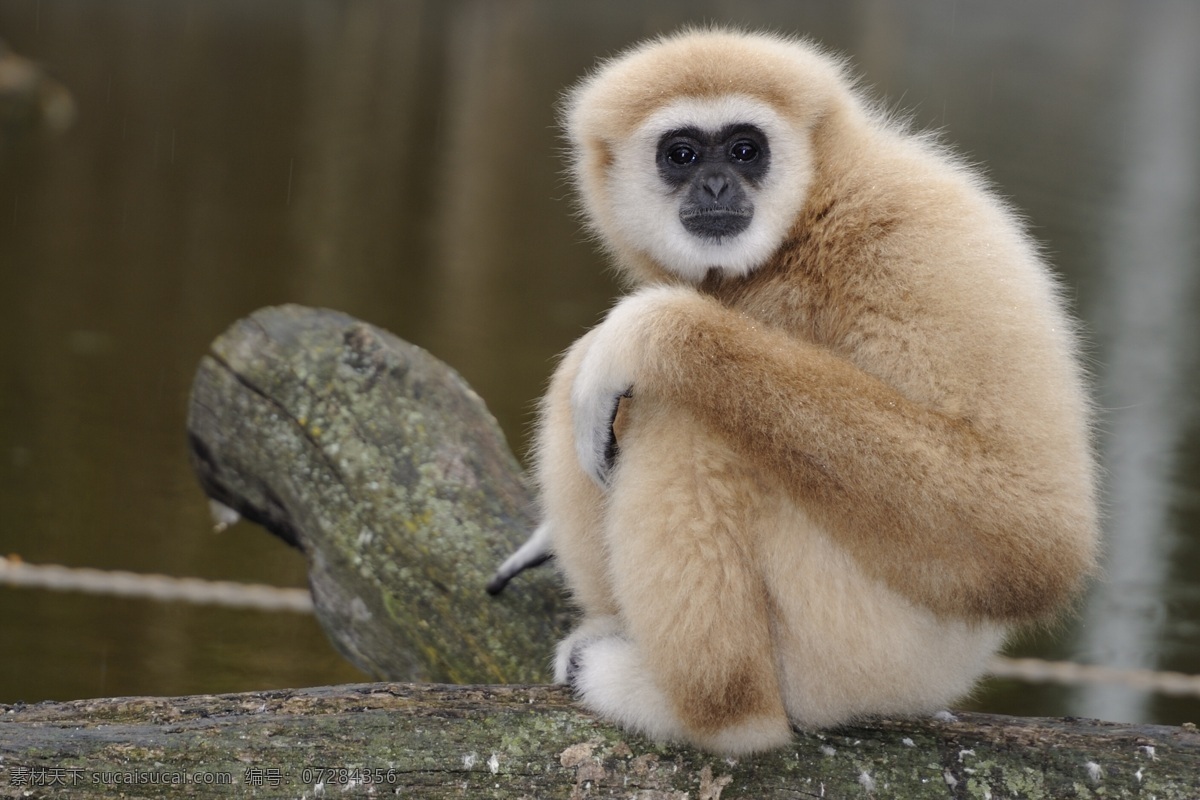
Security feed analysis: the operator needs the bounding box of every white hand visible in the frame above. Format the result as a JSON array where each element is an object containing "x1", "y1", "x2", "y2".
[
  {"x1": 570, "y1": 285, "x2": 692, "y2": 486},
  {"x1": 570, "y1": 359, "x2": 628, "y2": 486}
]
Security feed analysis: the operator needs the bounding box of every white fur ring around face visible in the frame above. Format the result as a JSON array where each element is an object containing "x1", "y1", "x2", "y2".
[{"x1": 570, "y1": 285, "x2": 693, "y2": 486}]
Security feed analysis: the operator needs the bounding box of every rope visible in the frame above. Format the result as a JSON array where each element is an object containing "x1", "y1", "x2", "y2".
[
  {"x1": 4, "y1": 555, "x2": 1199, "y2": 698},
  {"x1": 986, "y1": 656, "x2": 1200, "y2": 698},
  {"x1": 0, "y1": 555, "x2": 313, "y2": 613}
]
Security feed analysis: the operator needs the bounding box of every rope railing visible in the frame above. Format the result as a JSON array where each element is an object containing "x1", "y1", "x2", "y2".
[
  {"x1": 0, "y1": 555, "x2": 312, "y2": 613},
  {"x1": 985, "y1": 656, "x2": 1200, "y2": 698},
  {"x1": 3, "y1": 555, "x2": 1199, "y2": 699}
]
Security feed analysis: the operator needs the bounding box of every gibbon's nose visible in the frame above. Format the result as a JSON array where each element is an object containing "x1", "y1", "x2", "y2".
[{"x1": 702, "y1": 172, "x2": 730, "y2": 200}]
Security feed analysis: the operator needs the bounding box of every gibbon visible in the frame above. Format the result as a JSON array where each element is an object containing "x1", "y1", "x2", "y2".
[{"x1": 491, "y1": 28, "x2": 1100, "y2": 755}]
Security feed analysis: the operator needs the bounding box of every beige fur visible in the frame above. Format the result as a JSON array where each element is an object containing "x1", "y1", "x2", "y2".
[{"x1": 525, "y1": 28, "x2": 1099, "y2": 755}]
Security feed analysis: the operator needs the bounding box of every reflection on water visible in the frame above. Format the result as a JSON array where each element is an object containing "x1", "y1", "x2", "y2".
[{"x1": 1, "y1": 0, "x2": 1198, "y2": 723}]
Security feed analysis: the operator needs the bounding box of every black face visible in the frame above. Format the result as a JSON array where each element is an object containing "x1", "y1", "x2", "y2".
[{"x1": 657, "y1": 124, "x2": 770, "y2": 241}]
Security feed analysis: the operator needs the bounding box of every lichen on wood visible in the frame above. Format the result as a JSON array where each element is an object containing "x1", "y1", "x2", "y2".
[
  {"x1": 2, "y1": 684, "x2": 1199, "y2": 799},
  {"x1": 186, "y1": 305, "x2": 571, "y2": 684}
]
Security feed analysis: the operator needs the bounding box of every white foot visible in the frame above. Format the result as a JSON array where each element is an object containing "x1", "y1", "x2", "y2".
[{"x1": 559, "y1": 626, "x2": 686, "y2": 744}]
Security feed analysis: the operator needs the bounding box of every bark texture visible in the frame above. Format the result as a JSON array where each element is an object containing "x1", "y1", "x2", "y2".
[
  {"x1": 186, "y1": 305, "x2": 571, "y2": 684},
  {"x1": 2, "y1": 683, "x2": 1198, "y2": 799}
]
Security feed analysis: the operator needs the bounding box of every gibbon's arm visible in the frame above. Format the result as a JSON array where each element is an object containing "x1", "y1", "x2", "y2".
[{"x1": 572, "y1": 286, "x2": 1096, "y2": 623}]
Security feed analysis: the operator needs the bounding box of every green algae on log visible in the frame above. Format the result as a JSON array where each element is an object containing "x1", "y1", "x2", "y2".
[
  {"x1": 186, "y1": 305, "x2": 571, "y2": 684},
  {"x1": 2, "y1": 684, "x2": 1199, "y2": 799}
]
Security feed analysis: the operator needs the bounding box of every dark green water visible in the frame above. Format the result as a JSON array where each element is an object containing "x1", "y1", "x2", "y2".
[{"x1": 1, "y1": 0, "x2": 1198, "y2": 726}]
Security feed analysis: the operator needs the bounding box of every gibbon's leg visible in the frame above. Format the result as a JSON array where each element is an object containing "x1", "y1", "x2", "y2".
[
  {"x1": 566, "y1": 398, "x2": 792, "y2": 755},
  {"x1": 572, "y1": 286, "x2": 1096, "y2": 624}
]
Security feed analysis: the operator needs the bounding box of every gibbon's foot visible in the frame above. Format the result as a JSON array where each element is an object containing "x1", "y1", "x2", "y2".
[
  {"x1": 484, "y1": 550, "x2": 552, "y2": 595},
  {"x1": 553, "y1": 616, "x2": 623, "y2": 684},
  {"x1": 485, "y1": 522, "x2": 554, "y2": 595},
  {"x1": 564, "y1": 642, "x2": 587, "y2": 693},
  {"x1": 558, "y1": 631, "x2": 688, "y2": 744}
]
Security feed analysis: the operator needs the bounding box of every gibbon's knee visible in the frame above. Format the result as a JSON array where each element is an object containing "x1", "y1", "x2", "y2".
[{"x1": 603, "y1": 406, "x2": 788, "y2": 734}]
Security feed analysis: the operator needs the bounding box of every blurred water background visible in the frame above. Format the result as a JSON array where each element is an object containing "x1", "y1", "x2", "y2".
[{"x1": 1, "y1": 0, "x2": 1198, "y2": 726}]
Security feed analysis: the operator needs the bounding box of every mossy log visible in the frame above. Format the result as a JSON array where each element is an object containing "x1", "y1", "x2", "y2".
[
  {"x1": 186, "y1": 304, "x2": 571, "y2": 684},
  {"x1": 2, "y1": 305, "x2": 1198, "y2": 798},
  {"x1": 2, "y1": 685, "x2": 1198, "y2": 798}
]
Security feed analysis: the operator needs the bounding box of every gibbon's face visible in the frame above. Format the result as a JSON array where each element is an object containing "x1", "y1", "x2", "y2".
[
  {"x1": 657, "y1": 123, "x2": 769, "y2": 241},
  {"x1": 606, "y1": 95, "x2": 813, "y2": 283}
]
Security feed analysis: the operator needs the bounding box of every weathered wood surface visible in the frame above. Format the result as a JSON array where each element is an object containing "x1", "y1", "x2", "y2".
[
  {"x1": 186, "y1": 304, "x2": 571, "y2": 684},
  {"x1": 2, "y1": 684, "x2": 1197, "y2": 799},
  {"x1": 3, "y1": 304, "x2": 1198, "y2": 798}
]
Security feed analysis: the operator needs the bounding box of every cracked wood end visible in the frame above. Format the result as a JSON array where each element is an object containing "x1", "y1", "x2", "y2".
[{"x1": 186, "y1": 304, "x2": 571, "y2": 684}]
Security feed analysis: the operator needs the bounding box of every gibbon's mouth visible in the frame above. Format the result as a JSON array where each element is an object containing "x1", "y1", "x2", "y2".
[{"x1": 680, "y1": 207, "x2": 752, "y2": 240}]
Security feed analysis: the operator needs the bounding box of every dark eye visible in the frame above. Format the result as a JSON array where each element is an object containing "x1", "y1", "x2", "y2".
[
  {"x1": 666, "y1": 143, "x2": 698, "y2": 166},
  {"x1": 729, "y1": 140, "x2": 759, "y2": 163}
]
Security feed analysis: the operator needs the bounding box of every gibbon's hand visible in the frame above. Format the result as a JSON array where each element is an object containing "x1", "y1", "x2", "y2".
[{"x1": 571, "y1": 286, "x2": 693, "y2": 486}]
